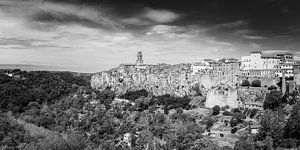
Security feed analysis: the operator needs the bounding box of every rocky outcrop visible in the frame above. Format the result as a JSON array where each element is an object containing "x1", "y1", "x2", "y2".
[{"x1": 205, "y1": 87, "x2": 239, "y2": 108}]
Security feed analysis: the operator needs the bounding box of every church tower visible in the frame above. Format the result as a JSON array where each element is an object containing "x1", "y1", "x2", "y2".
[{"x1": 136, "y1": 51, "x2": 143, "y2": 65}]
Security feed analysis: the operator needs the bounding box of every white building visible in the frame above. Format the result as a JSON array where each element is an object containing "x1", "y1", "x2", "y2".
[
  {"x1": 191, "y1": 62, "x2": 212, "y2": 74},
  {"x1": 274, "y1": 63, "x2": 294, "y2": 78},
  {"x1": 191, "y1": 59, "x2": 216, "y2": 74},
  {"x1": 241, "y1": 51, "x2": 295, "y2": 78},
  {"x1": 241, "y1": 51, "x2": 280, "y2": 70}
]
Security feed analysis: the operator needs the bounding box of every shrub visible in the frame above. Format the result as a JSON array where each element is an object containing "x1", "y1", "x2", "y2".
[
  {"x1": 251, "y1": 79, "x2": 261, "y2": 87},
  {"x1": 263, "y1": 90, "x2": 283, "y2": 110},
  {"x1": 221, "y1": 105, "x2": 230, "y2": 111},
  {"x1": 231, "y1": 127, "x2": 238, "y2": 134},
  {"x1": 212, "y1": 105, "x2": 220, "y2": 115},
  {"x1": 241, "y1": 80, "x2": 250, "y2": 86},
  {"x1": 119, "y1": 89, "x2": 148, "y2": 101},
  {"x1": 223, "y1": 111, "x2": 234, "y2": 116},
  {"x1": 232, "y1": 108, "x2": 242, "y2": 113},
  {"x1": 268, "y1": 85, "x2": 277, "y2": 91},
  {"x1": 249, "y1": 109, "x2": 258, "y2": 118}
]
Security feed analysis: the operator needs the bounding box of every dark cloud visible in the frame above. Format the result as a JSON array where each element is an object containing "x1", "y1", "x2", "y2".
[
  {"x1": 41, "y1": 0, "x2": 300, "y2": 36},
  {"x1": 1, "y1": 0, "x2": 300, "y2": 72}
]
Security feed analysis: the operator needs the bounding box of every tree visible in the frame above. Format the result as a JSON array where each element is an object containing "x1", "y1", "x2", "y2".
[
  {"x1": 263, "y1": 90, "x2": 283, "y2": 110},
  {"x1": 241, "y1": 80, "x2": 250, "y2": 86},
  {"x1": 257, "y1": 109, "x2": 286, "y2": 148},
  {"x1": 119, "y1": 89, "x2": 148, "y2": 101},
  {"x1": 96, "y1": 88, "x2": 115, "y2": 109},
  {"x1": 251, "y1": 79, "x2": 261, "y2": 87},
  {"x1": 234, "y1": 135, "x2": 256, "y2": 150},
  {"x1": 190, "y1": 137, "x2": 219, "y2": 150},
  {"x1": 283, "y1": 102, "x2": 300, "y2": 141},
  {"x1": 268, "y1": 85, "x2": 277, "y2": 91},
  {"x1": 203, "y1": 116, "x2": 215, "y2": 132},
  {"x1": 212, "y1": 105, "x2": 221, "y2": 115},
  {"x1": 249, "y1": 109, "x2": 258, "y2": 119}
]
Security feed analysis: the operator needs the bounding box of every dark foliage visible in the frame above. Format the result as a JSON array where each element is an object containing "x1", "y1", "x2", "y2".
[
  {"x1": 222, "y1": 111, "x2": 235, "y2": 116},
  {"x1": 154, "y1": 94, "x2": 191, "y2": 111},
  {"x1": 283, "y1": 102, "x2": 300, "y2": 141},
  {"x1": 212, "y1": 105, "x2": 220, "y2": 115},
  {"x1": 251, "y1": 79, "x2": 261, "y2": 87},
  {"x1": 263, "y1": 90, "x2": 283, "y2": 110},
  {"x1": 241, "y1": 80, "x2": 250, "y2": 86},
  {"x1": 249, "y1": 109, "x2": 258, "y2": 119},
  {"x1": 0, "y1": 114, "x2": 29, "y2": 149},
  {"x1": 230, "y1": 113, "x2": 246, "y2": 127},
  {"x1": 0, "y1": 71, "x2": 89, "y2": 112},
  {"x1": 268, "y1": 85, "x2": 277, "y2": 91},
  {"x1": 119, "y1": 89, "x2": 149, "y2": 101}
]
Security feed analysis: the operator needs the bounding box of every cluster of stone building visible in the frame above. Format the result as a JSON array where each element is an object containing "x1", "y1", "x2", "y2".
[
  {"x1": 91, "y1": 50, "x2": 300, "y2": 99},
  {"x1": 91, "y1": 52, "x2": 193, "y2": 96},
  {"x1": 241, "y1": 51, "x2": 295, "y2": 78}
]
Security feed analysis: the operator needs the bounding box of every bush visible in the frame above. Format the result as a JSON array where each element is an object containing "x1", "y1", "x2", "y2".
[
  {"x1": 231, "y1": 127, "x2": 238, "y2": 134},
  {"x1": 223, "y1": 111, "x2": 234, "y2": 116},
  {"x1": 251, "y1": 79, "x2": 261, "y2": 87},
  {"x1": 249, "y1": 109, "x2": 258, "y2": 118},
  {"x1": 212, "y1": 105, "x2": 220, "y2": 115},
  {"x1": 221, "y1": 105, "x2": 230, "y2": 111},
  {"x1": 119, "y1": 89, "x2": 148, "y2": 101},
  {"x1": 232, "y1": 108, "x2": 242, "y2": 113},
  {"x1": 241, "y1": 80, "x2": 250, "y2": 86},
  {"x1": 263, "y1": 90, "x2": 283, "y2": 110},
  {"x1": 268, "y1": 85, "x2": 277, "y2": 91}
]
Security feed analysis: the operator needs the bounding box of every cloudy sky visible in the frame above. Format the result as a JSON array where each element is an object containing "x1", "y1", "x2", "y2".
[{"x1": 0, "y1": 0, "x2": 300, "y2": 72}]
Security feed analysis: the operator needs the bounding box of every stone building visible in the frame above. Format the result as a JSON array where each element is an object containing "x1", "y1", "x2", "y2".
[
  {"x1": 191, "y1": 62, "x2": 213, "y2": 75},
  {"x1": 241, "y1": 51, "x2": 295, "y2": 78},
  {"x1": 212, "y1": 58, "x2": 241, "y2": 86},
  {"x1": 294, "y1": 63, "x2": 300, "y2": 90}
]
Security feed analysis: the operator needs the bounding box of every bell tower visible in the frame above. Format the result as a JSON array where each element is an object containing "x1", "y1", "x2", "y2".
[{"x1": 136, "y1": 51, "x2": 143, "y2": 65}]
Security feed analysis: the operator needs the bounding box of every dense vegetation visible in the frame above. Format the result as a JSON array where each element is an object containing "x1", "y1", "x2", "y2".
[
  {"x1": 251, "y1": 79, "x2": 261, "y2": 87},
  {"x1": 0, "y1": 69, "x2": 89, "y2": 113},
  {"x1": 1, "y1": 70, "x2": 300, "y2": 150},
  {"x1": 234, "y1": 89, "x2": 300, "y2": 149},
  {"x1": 0, "y1": 70, "x2": 220, "y2": 149}
]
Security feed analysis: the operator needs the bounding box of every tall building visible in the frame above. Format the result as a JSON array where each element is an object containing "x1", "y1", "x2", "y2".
[
  {"x1": 241, "y1": 51, "x2": 281, "y2": 70},
  {"x1": 191, "y1": 59, "x2": 216, "y2": 74},
  {"x1": 241, "y1": 51, "x2": 294, "y2": 78},
  {"x1": 136, "y1": 51, "x2": 144, "y2": 65},
  {"x1": 212, "y1": 58, "x2": 241, "y2": 86},
  {"x1": 294, "y1": 64, "x2": 300, "y2": 90}
]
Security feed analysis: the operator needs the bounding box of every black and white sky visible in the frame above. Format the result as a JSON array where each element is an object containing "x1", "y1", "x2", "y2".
[{"x1": 0, "y1": 0, "x2": 300, "y2": 72}]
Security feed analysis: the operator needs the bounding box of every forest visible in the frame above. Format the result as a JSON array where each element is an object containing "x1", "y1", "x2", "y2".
[{"x1": 0, "y1": 70, "x2": 300, "y2": 150}]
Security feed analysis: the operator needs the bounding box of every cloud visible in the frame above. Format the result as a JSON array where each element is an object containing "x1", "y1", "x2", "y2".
[
  {"x1": 263, "y1": 50, "x2": 291, "y2": 54},
  {"x1": 0, "y1": 45, "x2": 26, "y2": 49},
  {"x1": 146, "y1": 25, "x2": 201, "y2": 39},
  {"x1": 249, "y1": 43, "x2": 262, "y2": 49},
  {"x1": 144, "y1": 8, "x2": 181, "y2": 23},
  {"x1": 242, "y1": 35, "x2": 268, "y2": 40},
  {"x1": 121, "y1": 8, "x2": 181, "y2": 25},
  {"x1": 121, "y1": 17, "x2": 152, "y2": 26},
  {"x1": 0, "y1": 0, "x2": 122, "y2": 30},
  {"x1": 213, "y1": 20, "x2": 247, "y2": 29},
  {"x1": 3, "y1": 0, "x2": 293, "y2": 72}
]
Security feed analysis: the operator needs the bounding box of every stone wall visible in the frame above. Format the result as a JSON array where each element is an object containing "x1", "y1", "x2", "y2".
[
  {"x1": 237, "y1": 87, "x2": 268, "y2": 102},
  {"x1": 205, "y1": 86, "x2": 269, "y2": 109},
  {"x1": 205, "y1": 88, "x2": 239, "y2": 108}
]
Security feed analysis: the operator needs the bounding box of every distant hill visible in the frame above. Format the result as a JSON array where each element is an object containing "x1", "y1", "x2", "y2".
[{"x1": 0, "y1": 64, "x2": 65, "y2": 72}]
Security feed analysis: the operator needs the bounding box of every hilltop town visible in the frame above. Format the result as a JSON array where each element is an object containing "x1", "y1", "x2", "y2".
[
  {"x1": 0, "y1": 51, "x2": 300, "y2": 149},
  {"x1": 91, "y1": 50, "x2": 300, "y2": 107}
]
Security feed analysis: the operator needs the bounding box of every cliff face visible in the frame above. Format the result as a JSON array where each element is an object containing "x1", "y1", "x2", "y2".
[
  {"x1": 204, "y1": 86, "x2": 269, "y2": 108},
  {"x1": 205, "y1": 88, "x2": 239, "y2": 108},
  {"x1": 237, "y1": 87, "x2": 268, "y2": 102}
]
